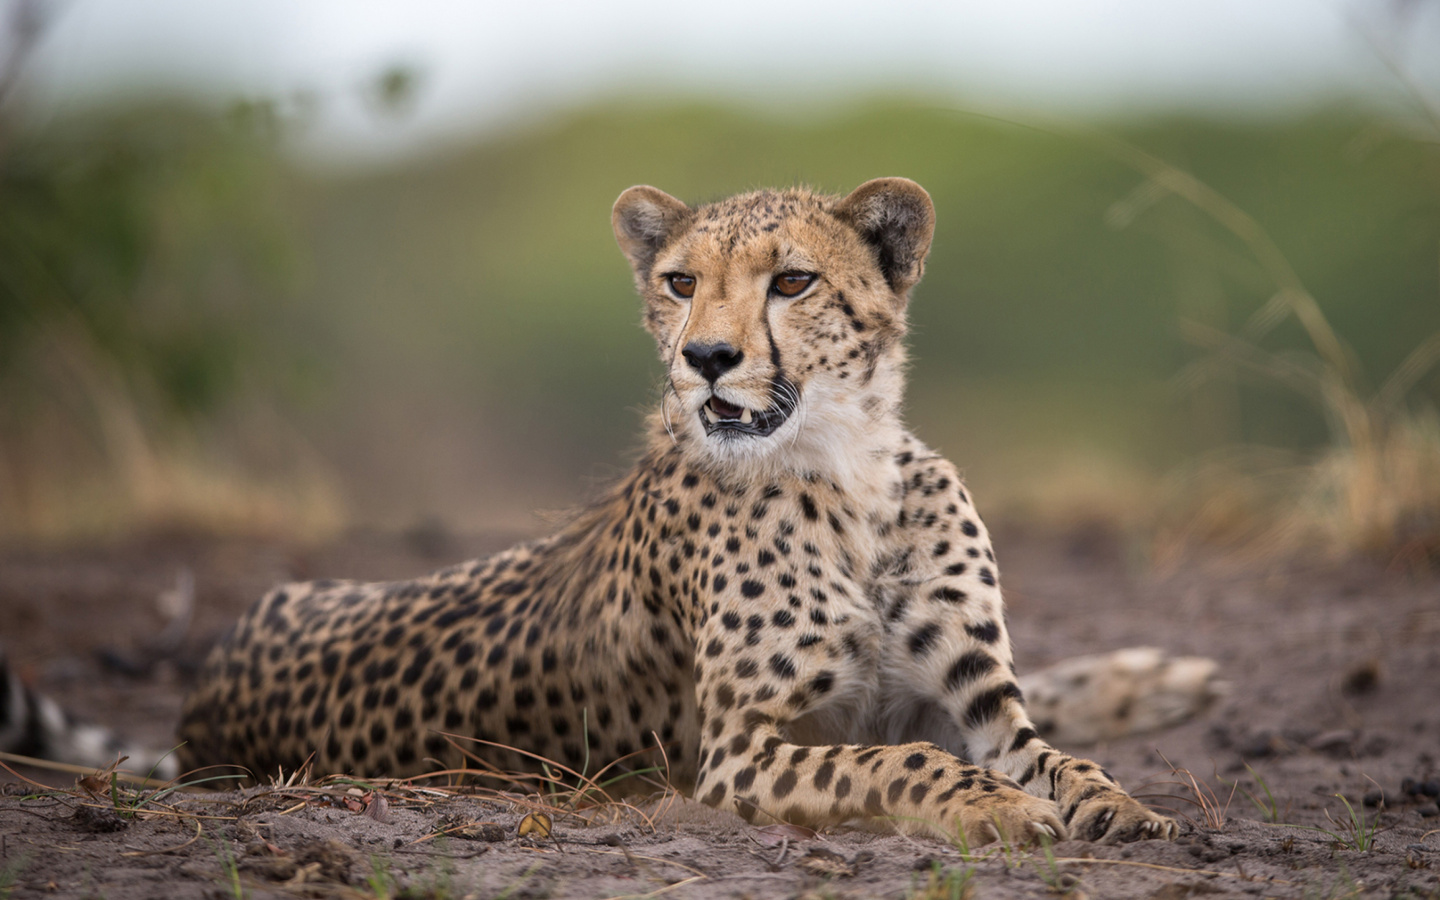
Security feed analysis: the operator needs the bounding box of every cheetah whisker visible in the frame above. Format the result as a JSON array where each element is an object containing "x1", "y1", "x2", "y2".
[{"x1": 660, "y1": 379, "x2": 680, "y2": 447}]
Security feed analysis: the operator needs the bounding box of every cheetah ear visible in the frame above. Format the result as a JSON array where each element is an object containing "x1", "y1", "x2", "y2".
[
  {"x1": 612, "y1": 185, "x2": 692, "y2": 282},
  {"x1": 834, "y1": 178, "x2": 935, "y2": 299}
]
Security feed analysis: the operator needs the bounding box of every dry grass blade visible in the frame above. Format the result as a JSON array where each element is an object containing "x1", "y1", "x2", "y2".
[
  {"x1": 1155, "y1": 752, "x2": 1236, "y2": 830},
  {"x1": 0, "y1": 750, "x2": 180, "y2": 789},
  {"x1": 120, "y1": 818, "x2": 203, "y2": 857},
  {"x1": 1088, "y1": 128, "x2": 1440, "y2": 560},
  {"x1": 427, "y1": 736, "x2": 667, "y2": 830}
]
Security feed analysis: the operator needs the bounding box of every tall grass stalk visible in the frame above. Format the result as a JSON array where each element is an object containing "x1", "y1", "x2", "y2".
[{"x1": 1101, "y1": 133, "x2": 1440, "y2": 559}]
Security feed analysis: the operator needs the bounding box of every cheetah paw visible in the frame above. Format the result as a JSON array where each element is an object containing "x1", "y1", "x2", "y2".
[
  {"x1": 1070, "y1": 791, "x2": 1177, "y2": 843},
  {"x1": 953, "y1": 787, "x2": 1068, "y2": 847}
]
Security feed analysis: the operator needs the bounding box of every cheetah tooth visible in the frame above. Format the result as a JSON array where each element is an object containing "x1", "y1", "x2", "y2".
[
  {"x1": 704, "y1": 404, "x2": 720, "y2": 424},
  {"x1": 740, "y1": 407, "x2": 753, "y2": 424}
]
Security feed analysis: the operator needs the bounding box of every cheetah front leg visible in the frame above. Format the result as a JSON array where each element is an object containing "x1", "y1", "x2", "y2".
[
  {"x1": 691, "y1": 696, "x2": 1065, "y2": 845},
  {"x1": 688, "y1": 605, "x2": 1063, "y2": 845},
  {"x1": 880, "y1": 451, "x2": 1178, "y2": 843}
]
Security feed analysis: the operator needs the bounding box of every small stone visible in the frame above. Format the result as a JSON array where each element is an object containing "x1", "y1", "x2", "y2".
[
  {"x1": 1363, "y1": 789, "x2": 1386, "y2": 808},
  {"x1": 1421, "y1": 780, "x2": 1440, "y2": 798},
  {"x1": 1240, "y1": 730, "x2": 1289, "y2": 758},
  {"x1": 1418, "y1": 803, "x2": 1439, "y2": 818},
  {"x1": 1308, "y1": 730, "x2": 1356, "y2": 756},
  {"x1": 1339, "y1": 658, "x2": 1380, "y2": 694}
]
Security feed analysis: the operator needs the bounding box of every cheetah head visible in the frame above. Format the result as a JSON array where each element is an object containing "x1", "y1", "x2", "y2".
[{"x1": 612, "y1": 179, "x2": 935, "y2": 476}]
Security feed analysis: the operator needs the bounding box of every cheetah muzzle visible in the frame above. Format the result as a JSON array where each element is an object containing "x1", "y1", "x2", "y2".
[
  {"x1": 167, "y1": 177, "x2": 1221, "y2": 847},
  {"x1": 700, "y1": 379, "x2": 798, "y2": 438}
]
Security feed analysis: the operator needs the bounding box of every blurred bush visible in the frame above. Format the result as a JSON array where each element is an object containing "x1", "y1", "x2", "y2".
[
  {"x1": 0, "y1": 103, "x2": 340, "y2": 539},
  {"x1": 1, "y1": 97, "x2": 1436, "y2": 550}
]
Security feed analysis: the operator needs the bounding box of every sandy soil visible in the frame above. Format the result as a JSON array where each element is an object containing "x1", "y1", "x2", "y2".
[{"x1": 1, "y1": 525, "x2": 1438, "y2": 899}]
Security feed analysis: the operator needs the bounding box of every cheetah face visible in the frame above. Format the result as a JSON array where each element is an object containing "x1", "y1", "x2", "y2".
[{"x1": 613, "y1": 179, "x2": 935, "y2": 471}]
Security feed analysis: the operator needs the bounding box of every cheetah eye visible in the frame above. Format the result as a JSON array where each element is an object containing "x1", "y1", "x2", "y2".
[
  {"x1": 666, "y1": 274, "x2": 696, "y2": 299},
  {"x1": 771, "y1": 272, "x2": 815, "y2": 298}
]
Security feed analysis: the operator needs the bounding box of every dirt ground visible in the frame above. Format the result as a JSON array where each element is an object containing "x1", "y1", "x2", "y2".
[{"x1": 1, "y1": 524, "x2": 1438, "y2": 899}]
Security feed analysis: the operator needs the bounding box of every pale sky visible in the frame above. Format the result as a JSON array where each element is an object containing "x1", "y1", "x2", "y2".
[{"x1": 13, "y1": 0, "x2": 1439, "y2": 160}]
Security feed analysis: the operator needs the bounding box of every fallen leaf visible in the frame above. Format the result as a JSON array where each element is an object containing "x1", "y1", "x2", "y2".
[
  {"x1": 361, "y1": 793, "x2": 391, "y2": 823},
  {"x1": 796, "y1": 847, "x2": 857, "y2": 878},
  {"x1": 518, "y1": 811, "x2": 553, "y2": 839},
  {"x1": 77, "y1": 775, "x2": 108, "y2": 797}
]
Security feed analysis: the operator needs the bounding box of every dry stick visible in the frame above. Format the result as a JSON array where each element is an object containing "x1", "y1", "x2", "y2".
[
  {"x1": 599, "y1": 874, "x2": 706, "y2": 900},
  {"x1": 579, "y1": 847, "x2": 708, "y2": 880},
  {"x1": 1048, "y1": 856, "x2": 1296, "y2": 885},
  {"x1": 0, "y1": 750, "x2": 176, "y2": 789},
  {"x1": 72, "y1": 799, "x2": 236, "y2": 822},
  {"x1": 120, "y1": 818, "x2": 204, "y2": 857}
]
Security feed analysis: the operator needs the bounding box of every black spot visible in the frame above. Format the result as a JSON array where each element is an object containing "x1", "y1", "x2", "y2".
[
  {"x1": 978, "y1": 567, "x2": 996, "y2": 587},
  {"x1": 907, "y1": 623, "x2": 941, "y2": 656},
  {"x1": 961, "y1": 520, "x2": 979, "y2": 537},
  {"x1": 932, "y1": 541, "x2": 950, "y2": 557},
  {"x1": 814, "y1": 760, "x2": 835, "y2": 791},
  {"x1": 944, "y1": 562, "x2": 967, "y2": 576},
  {"x1": 773, "y1": 769, "x2": 797, "y2": 799},
  {"x1": 965, "y1": 621, "x2": 1001, "y2": 643},
  {"x1": 772, "y1": 609, "x2": 795, "y2": 628},
  {"x1": 734, "y1": 766, "x2": 758, "y2": 791},
  {"x1": 903, "y1": 752, "x2": 926, "y2": 770},
  {"x1": 715, "y1": 684, "x2": 736, "y2": 710},
  {"x1": 931, "y1": 586, "x2": 966, "y2": 603},
  {"x1": 1009, "y1": 728, "x2": 1039, "y2": 752},
  {"x1": 964, "y1": 683, "x2": 1024, "y2": 728},
  {"x1": 721, "y1": 611, "x2": 742, "y2": 630},
  {"x1": 769, "y1": 654, "x2": 798, "y2": 679},
  {"x1": 886, "y1": 778, "x2": 908, "y2": 804},
  {"x1": 945, "y1": 651, "x2": 998, "y2": 690},
  {"x1": 740, "y1": 580, "x2": 765, "y2": 598},
  {"x1": 799, "y1": 494, "x2": 819, "y2": 521},
  {"x1": 834, "y1": 774, "x2": 852, "y2": 799}
]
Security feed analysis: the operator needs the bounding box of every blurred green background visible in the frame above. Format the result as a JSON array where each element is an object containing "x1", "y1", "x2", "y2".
[{"x1": 2, "y1": 4, "x2": 1438, "y2": 553}]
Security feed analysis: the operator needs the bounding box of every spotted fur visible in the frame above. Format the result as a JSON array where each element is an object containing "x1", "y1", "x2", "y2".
[{"x1": 176, "y1": 179, "x2": 1187, "y2": 845}]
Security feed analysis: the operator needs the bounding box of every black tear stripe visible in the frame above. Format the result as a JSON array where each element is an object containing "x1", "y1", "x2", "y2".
[{"x1": 764, "y1": 307, "x2": 782, "y2": 369}]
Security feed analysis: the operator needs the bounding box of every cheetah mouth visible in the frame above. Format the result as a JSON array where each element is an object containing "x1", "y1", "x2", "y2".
[{"x1": 699, "y1": 380, "x2": 797, "y2": 438}]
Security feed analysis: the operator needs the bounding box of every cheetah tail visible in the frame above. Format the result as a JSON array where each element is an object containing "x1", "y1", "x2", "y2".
[
  {"x1": 1019, "y1": 647, "x2": 1227, "y2": 746},
  {"x1": 0, "y1": 647, "x2": 180, "y2": 782}
]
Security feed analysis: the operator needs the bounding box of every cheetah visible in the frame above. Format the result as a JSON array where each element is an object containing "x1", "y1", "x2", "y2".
[{"x1": 9, "y1": 179, "x2": 1221, "y2": 845}]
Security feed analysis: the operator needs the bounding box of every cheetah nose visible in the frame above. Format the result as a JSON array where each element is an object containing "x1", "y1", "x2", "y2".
[{"x1": 682, "y1": 341, "x2": 744, "y2": 384}]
